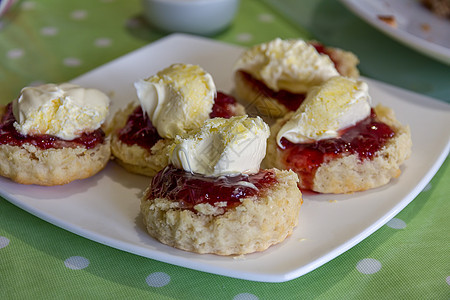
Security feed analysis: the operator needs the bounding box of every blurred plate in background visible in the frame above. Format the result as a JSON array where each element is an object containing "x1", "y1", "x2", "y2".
[{"x1": 340, "y1": 0, "x2": 450, "y2": 65}]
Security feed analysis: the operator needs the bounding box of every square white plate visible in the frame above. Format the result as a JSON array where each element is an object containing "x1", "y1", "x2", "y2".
[{"x1": 1, "y1": 34, "x2": 449, "y2": 282}]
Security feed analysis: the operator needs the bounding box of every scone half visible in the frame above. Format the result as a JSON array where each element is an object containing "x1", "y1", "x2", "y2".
[
  {"x1": 234, "y1": 43, "x2": 360, "y2": 118},
  {"x1": 140, "y1": 168, "x2": 302, "y2": 255},
  {"x1": 0, "y1": 106, "x2": 111, "y2": 186},
  {"x1": 264, "y1": 104, "x2": 412, "y2": 194}
]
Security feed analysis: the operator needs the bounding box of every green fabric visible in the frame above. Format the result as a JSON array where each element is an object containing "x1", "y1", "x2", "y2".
[{"x1": 0, "y1": 0, "x2": 449, "y2": 299}]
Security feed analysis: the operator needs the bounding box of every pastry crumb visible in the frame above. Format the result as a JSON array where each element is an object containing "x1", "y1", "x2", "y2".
[
  {"x1": 378, "y1": 15, "x2": 397, "y2": 28},
  {"x1": 421, "y1": 23, "x2": 431, "y2": 32}
]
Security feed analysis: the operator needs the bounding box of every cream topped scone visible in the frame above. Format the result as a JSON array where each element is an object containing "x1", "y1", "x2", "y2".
[
  {"x1": 233, "y1": 38, "x2": 360, "y2": 118},
  {"x1": 141, "y1": 115, "x2": 302, "y2": 255},
  {"x1": 0, "y1": 83, "x2": 111, "y2": 185},
  {"x1": 108, "y1": 63, "x2": 245, "y2": 177},
  {"x1": 264, "y1": 76, "x2": 412, "y2": 194}
]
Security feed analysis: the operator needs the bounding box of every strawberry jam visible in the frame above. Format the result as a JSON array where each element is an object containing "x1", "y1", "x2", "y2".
[
  {"x1": 238, "y1": 70, "x2": 306, "y2": 112},
  {"x1": 118, "y1": 106, "x2": 161, "y2": 150},
  {"x1": 0, "y1": 103, "x2": 105, "y2": 150},
  {"x1": 118, "y1": 92, "x2": 239, "y2": 150},
  {"x1": 210, "y1": 92, "x2": 239, "y2": 119},
  {"x1": 280, "y1": 110, "x2": 395, "y2": 190},
  {"x1": 147, "y1": 166, "x2": 277, "y2": 211}
]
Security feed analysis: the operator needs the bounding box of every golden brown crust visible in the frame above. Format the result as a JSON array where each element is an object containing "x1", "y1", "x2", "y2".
[
  {"x1": 233, "y1": 45, "x2": 360, "y2": 119},
  {"x1": 140, "y1": 168, "x2": 302, "y2": 255},
  {"x1": 111, "y1": 137, "x2": 175, "y2": 177},
  {"x1": 0, "y1": 140, "x2": 110, "y2": 186},
  {"x1": 325, "y1": 47, "x2": 360, "y2": 78},
  {"x1": 106, "y1": 102, "x2": 174, "y2": 177},
  {"x1": 264, "y1": 104, "x2": 412, "y2": 193}
]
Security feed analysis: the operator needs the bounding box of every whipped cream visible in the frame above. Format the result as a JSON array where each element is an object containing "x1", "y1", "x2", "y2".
[
  {"x1": 234, "y1": 38, "x2": 339, "y2": 94},
  {"x1": 134, "y1": 63, "x2": 216, "y2": 139},
  {"x1": 277, "y1": 76, "x2": 371, "y2": 146},
  {"x1": 170, "y1": 115, "x2": 270, "y2": 177},
  {"x1": 12, "y1": 83, "x2": 110, "y2": 140}
]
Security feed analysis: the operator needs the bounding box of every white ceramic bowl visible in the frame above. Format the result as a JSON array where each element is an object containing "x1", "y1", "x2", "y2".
[{"x1": 142, "y1": 0, "x2": 240, "y2": 36}]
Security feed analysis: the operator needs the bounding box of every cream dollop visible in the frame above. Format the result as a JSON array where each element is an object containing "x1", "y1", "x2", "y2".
[
  {"x1": 170, "y1": 115, "x2": 270, "y2": 177},
  {"x1": 233, "y1": 38, "x2": 339, "y2": 94},
  {"x1": 277, "y1": 76, "x2": 371, "y2": 146},
  {"x1": 134, "y1": 63, "x2": 216, "y2": 139},
  {"x1": 12, "y1": 83, "x2": 110, "y2": 140}
]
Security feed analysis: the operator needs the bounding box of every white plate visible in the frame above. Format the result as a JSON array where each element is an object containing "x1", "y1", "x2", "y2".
[
  {"x1": 1, "y1": 34, "x2": 449, "y2": 282},
  {"x1": 340, "y1": 0, "x2": 450, "y2": 65}
]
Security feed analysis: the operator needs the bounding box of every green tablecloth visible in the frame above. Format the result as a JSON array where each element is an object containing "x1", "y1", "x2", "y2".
[{"x1": 0, "y1": 0, "x2": 449, "y2": 299}]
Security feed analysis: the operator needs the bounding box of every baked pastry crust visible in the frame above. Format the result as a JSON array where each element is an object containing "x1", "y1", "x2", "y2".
[
  {"x1": 234, "y1": 45, "x2": 360, "y2": 118},
  {"x1": 264, "y1": 104, "x2": 412, "y2": 194},
  {"x1": 106, "y1": 102, "x2": 180, "y2": 177},
  {"x1": 108, "y1": 101, "x2": 246, "y2": 177},
  {"x1": 140, "y1": 168, "x2": 302, "y2": 255},
  {"x1": 0, "y1": 106, "x2": 110, "y2": 185},
  {"x1": 325, "y1": 46, "x2": 360, "y2": 79}
]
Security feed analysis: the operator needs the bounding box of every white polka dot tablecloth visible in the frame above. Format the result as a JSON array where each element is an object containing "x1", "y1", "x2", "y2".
[{"x1": 0, "y1": 0, "x2": 449, "y2": 299}]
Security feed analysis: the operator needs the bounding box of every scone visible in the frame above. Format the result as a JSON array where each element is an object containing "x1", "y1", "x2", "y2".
[
  {"x1": 264, "y1": 76, "x2": 412, "y2": 194},
  {"x1": 0, "y1": 83, "x2": 111, "y2": 185},
  {"x1": 141, "y1": 116, "x2": 302, "y2": 255},
  {"x1": 233, "y1": 38, "x2": 359, "y2": 118},
  {"x1": 107, "y1": 63, "x2": 245, "y2": 177}
]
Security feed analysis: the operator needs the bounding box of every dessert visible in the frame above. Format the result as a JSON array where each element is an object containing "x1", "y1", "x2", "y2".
[
  {"x1": 233, "y1": 38, "x2": 360, "y2": 118},
  {"x1": 264, "y1": 76, "x2": 412, "y2": 194},
  {"x1": 108, "y1": 63, "x2": 245, "y2": 177},
  {"x1": 0, "y1": 83, "x2": 111, "y2": 185},
  {"x1": 141, "y1": 115, "x2": 302, "y2": 255}
]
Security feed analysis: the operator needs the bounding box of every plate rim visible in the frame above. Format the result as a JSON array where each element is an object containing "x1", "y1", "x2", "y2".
[{"x1": 1, "y1": 33, "x2": 449, "y2": 283}]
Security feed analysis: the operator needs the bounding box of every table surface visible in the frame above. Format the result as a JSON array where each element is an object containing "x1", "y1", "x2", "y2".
[{"x1": 1, "y1": 0, "x2": 449, "y2": 299}]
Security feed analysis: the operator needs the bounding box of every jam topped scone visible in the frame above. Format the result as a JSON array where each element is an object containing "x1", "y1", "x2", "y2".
[
  {"x1": 233, "y1": 38, "x2": 359, "y2": 118},
  {"x1": 264, "y1": 76, "x2": 412, "y2": 194},
  {"x1": 0, "y1": 83, "x2": 111, "y2": 185},
  {"x1": 108, "y1": 63, "x2": 245, "y2": 177},
  {"x1": 141, "y1": 116, "x2": 302, "y2": 255}
]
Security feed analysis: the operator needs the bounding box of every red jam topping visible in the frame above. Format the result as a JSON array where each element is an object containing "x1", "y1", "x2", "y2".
[
  {"x1": 0, "y1": 103, "x2": 105, "y2": 150},
  {"x1": 118, "y1": 106, "x2": 161, "y2": 150},
  {"x1": 118, "y1": 91, "x2": 239, "y2": 150},
  {"x1": 238, "y1": 70, "x2": 306, "y2": 112},
  {"x1": 280, "y1": 110, "x2": 395, "y2": 190},
  {"x1": 210, "y1": 91, "x2": 238, "y2": 119},
  {"x1": 148, "y1": 166, "x2": 277, "y2": 211}
]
